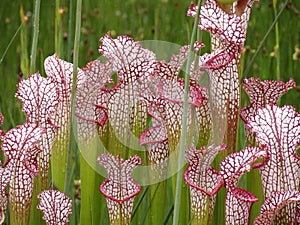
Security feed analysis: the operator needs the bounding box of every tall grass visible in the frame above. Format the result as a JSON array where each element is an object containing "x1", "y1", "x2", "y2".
[
  {"x1": 173, "y1": 1, "x2": 202, "y2": 224},
  {"x1": 0, "y1": 0, "x2": 299, "y2": 224}
]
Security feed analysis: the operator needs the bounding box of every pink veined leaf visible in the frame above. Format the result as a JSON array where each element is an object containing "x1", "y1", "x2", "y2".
[
  {"x1": 240, "y1": 77, "x2": 296, "y2": 123},
  {"x1": 160, "y1": 77, "x2": 202, "y2": 106},
  {"x1": 247, "y1": 105, "x2": 300, "y2": 196},
  {"x1": 44, "y1": 54, "x2": 85, "y2": 99},
  {"x1": 139, "y1": 103, "x2": 169, "y2": 179},
  {"x1": 97, "y1": 153, "x2": 142, "y2": 225},
  {"x1": 188, "y1": 0, "x2": 244, "y2": 54},
  {"x1": 254, "y1": 191, "x2": 300, "y2": 225},
  {"x1": 297, "y1": 211, "x2": 300, "y2": 224},
  {"x1": 241, "y1": 78, "x2": 295, "y2": 145},
  {"x1": 168, "y1": 45, "x2": 190, "y2": 73},
  {"x1": 95, "y1": 80, "x2": 148, "y2": 151},
  {"x1": 15, "y1": 73, "x2": 59, "y2": 125},
  {"x1": 139, "y1": 65, "x2": 203, "y2": 182},
  {"x1": 1, "y1": 122, "x2": 44, "y2": 223},
  {"x1": 144, "y1": 140, "x2": 170, "y2": 180},
  {"x1": 0, "y1": 166, "x2": 10, "y2": 225},
  {"x1": 186, "y1": 144, "x2": 228, "y2": 173},
  {"x1": 193, "y1": 40, "x2": 205, "y2": 52},
  {"x1": 37, "y1": 189, "x2": 72, "y2": 225},
  {"x1": 187, "y1": 60, "x2": 212, "y2": 147},
  {"x1": 188, "y1": 0, "x2": 257, "y2": 74},
  {"x1": 220, "y1": 146, "x2": 267, "y2": 189},
  {"x1": 139, "y1": 105, "x2": 168, "y2": 146},
  {"x1": 96, "y1": 35, "x2": 157, "y2": 149},
  {"x1": 1, "y1": 123, "x2": 44, "y2": 172},
  {"x1": 76, "y1": 60, "x2": 113, "y2": 141},
  {"x1": 195, "y1": 86, "x2": 212, "y2": 147},
  {"x1": 44, "y1": 54, "x2": 84, "y2": 190},
  {"x1": 220, "y1": 146, "x2": 267, "y2": 224},
  {"x1": 98, "y1": 34, "x2": 156, "y2": 84},
  {"x1": 235, "y1": 0, "x2": 260, "y2": 29},
  {"x1": 199, "y1": 49, "x2": 234, "y2": 70},
  {"x1": 187, "y1": 167, "x2": 223, "y2": 223},
  {"x1": 200, "y1": 56, "x2": 240, "y2": 151},
  {"x1": 15, "y1": 73, "x2": 59, "y2": 185},
  {"x1": 138, "y1": 46, "x2": 207, "y2": 181},
  {"x1": 188, "y1": 0, "x2": 257, "y2": 54},
  {"x1": 188, "y1": 0, "x2": 258, "y2": 152},
  {"x1": 96, "y1": 80, "x2": 147, "y2": 149},
  {"x1": 44, "y1": 54, "x2": 85, "y2": 133},
  {"x1": 201, "y1": 57, "x2": 239, "y2": 152},
  {"x1": 247, "y1": 104, "x2": 300, "y2": 224},
  {"x1": 146, "y1": 45, "x2": 202, "y2": 105},
  {"x1": 226, "y1": 187, "x2": 258, "y2": 225},
  {"x1": 139, "y1": 58, "x2": 203, "y2": 150},
  {"x1": 216, "y1": 0, "x2": 260, "y2": 27},
  {"x1": 184, "y1": 144, "x2": 226, "y2": 223}
]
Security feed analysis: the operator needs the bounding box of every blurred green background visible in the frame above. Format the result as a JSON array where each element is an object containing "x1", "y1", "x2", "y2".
[{"x1": 0, "y1": 0, "x2": 299, "y2": 130}]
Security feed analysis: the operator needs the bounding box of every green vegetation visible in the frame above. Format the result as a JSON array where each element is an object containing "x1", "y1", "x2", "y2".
[
  {"x1": 0, "y1": 0, "x2": 299, "y2": 224},
  {"x1": 1, "y1": 1, "x2": 299, "y2": 128}
]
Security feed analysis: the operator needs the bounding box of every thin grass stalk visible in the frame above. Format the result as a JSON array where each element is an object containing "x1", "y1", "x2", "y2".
[
  {"x1": 243, "y1": 0, "x2": 290, "y2": 78},
  {"x1": 172, "y1": 1, "x2": 202, "y2": 224},
  {"x1": 67, "y1": 0, "x2": 73, "y2": 62},
  {"x1": 213, "y1": 187, "x2": 226, "y2": 225},
  {"x1": 55, "y1": 0, "x2": 62, "y2": 57},
  {"x1": 29, "y1": 176, "x2": 45, "y2": 225},
  {"x1": 20, "y1": 5, "x2": 29, "y2": 77},
  {"x1": 66, "y1": 0, "x2": 82, "y2": 223},
  {"x1": 273, "y1": 0, "x2": 280, "y2": 82},
  {"x1": 29, "y1": 0, "x2": 40, "y2": 74},
  {"x1": 148, "y1": 179, "x2": 167, "y2": 224},
  {"x1": 78, "y1": 122, "x2": 107, "y2": 223},
  {"x1": 178, "y1": 180, "x2": 190, "y2": 223},
  {"x1": 131, "y1": 186, "x2": 149, "y2": 224},
  {"x1": 80, "y1": 154, "x2": 104, "y2": 225},
  {"x1": 0, "y1": 23, "x2": 23, "y2": 65},
  {"x1": 67, "y1": 0, "x2": 81, "y2": 192},
  {"x1": 247, "y1": 169, "x2": 264, "y2": 224}
]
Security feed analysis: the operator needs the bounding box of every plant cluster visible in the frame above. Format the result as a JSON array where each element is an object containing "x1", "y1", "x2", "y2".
[{"x1": 0, "y1": 0, "x2": 299, "y2": 225}]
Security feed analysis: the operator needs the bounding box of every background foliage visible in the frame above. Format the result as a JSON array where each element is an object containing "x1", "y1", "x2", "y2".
[{"x1": 1, "y1": 0, "x2": 300, "y2": 129}]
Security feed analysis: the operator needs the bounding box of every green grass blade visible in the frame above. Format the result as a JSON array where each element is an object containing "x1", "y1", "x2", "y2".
[
  {"x1": 29, "y1": 175, "x2": 45, "y2": 225},
  {"x1": 29, "y1": 0, "x2": 40, "y2": 74},
  {"x1": 172, "y1": 1, "x2": 202, "y2": 224},
  {"x1": 273, "y1": 0, "x2": 281, "y2": 82},
  {"x1": 55, "y1": 0, "x2": 62, "y2": 57},
  {"x1": 79, "y1": 153, "x2": 104, "y2": 225},
  {"x1": 66, "y1": 0, "x2": 82, "y2": 222},
  {"x1": 19, "y1": 5, "x2": 29, "y2": 77},
  {"x1": 149, "y1": 181, "x2": 167, "y2": 224},
  {"x1": 243, "y1": 0, "x2": 290, "y2": 78},
  {"x1": 0, "y1": 22, "x2": 22, "y2": 65}
]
